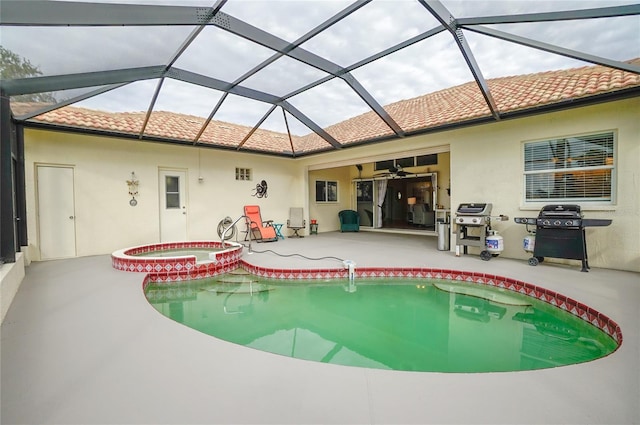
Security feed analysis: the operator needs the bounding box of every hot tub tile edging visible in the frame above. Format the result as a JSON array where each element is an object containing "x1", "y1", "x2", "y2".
[{"x1": 112, "y1": 241, "x2": 243, "y2": 280}]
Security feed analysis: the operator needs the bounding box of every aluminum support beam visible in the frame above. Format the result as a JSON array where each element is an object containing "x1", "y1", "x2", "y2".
[
  {"x1": 166, "y1": 68, "x2": 280, "y2": 104},
  {"x1": 164, "y1": 1, "x2": 227, "y2": 70},
  {"x1": 341, "y1": 73, "x2": 404, "y2": 136},
  {"x1": 0, "y1": 89, "x2": 16, "y2": 263},
  {"x1": 458, "y1": 4, "x2": 640, "y2": 25},
  {"x1": 466, "y1": 26, "x2": 640, "y2": 75},
  {"x1": 283, "y1": 25, "x2": 446, "y2": 100},
  {"x1": 231, "y1": 0, "x2": 370, "y2": 86},
  {"x1": 210, "y1": 11, "x2": 404, "y2": 137},
  {"x1": 419, "y1": 0, "x2": 500, "y2": 120},
  {"x1": 347, "y1": 25, "x2": 446, "y2": 72},
  {"x1": 14, "y1": 83, "x2": 129, "y2": 121},
  {"x1": 14, "y1": 124, "x2": 27, "y2": 248},
  {"x1": 279, "y1": 101, "x2": 341, "y2": 149},
  {"x1": 282, "y1": 108, "x2": 296, "y2": 157},
  {"x1": 236, "y1": 105, "x2": 278, "y2": 150},
  {"x1": 193, "y1": 93, "x2": 229, "y2": 145},
  {"x1": 138, "y1": 78, "x2": 165, "y2": 139},
  {"x1": 169, "y1": 69, "x2": 341, "y2": 148},
  {"x1": 1, "y1": 66, "x2": 166, "y2": 96},
  {"x1": 0, "y1": 1, "x2": 216, "y2": 26},
  {"x1": 216, "y1": 0, "x2": 370, "y2": 148}
]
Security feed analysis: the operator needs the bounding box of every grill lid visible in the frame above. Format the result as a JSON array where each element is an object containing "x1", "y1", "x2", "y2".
[
  {"x1": 538, "y1": 204, "x2": 583, "y2": 219},
  {"x1": 456, "y1": 203, "x2": 492, "y2": 216}
]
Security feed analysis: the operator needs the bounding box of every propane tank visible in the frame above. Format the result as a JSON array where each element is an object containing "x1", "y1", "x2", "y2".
[
  {"x1": 486, "y1": 230, "x2": 504, "y2": 254},
  {"x1": 523, "y1": 234, "x2": 535, "y2": 253}
]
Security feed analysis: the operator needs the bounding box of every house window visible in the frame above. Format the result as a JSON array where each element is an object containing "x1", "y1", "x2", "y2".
[
  {"x1": 235, "y1": 167, "x2": 252, "y2": 181},
  {"x1": 416, "y1": 154, "x2": 438, "y2": 166},
  {"x1": 524, "y1": 132, "x2": 615, "y2": 203},
  {"x1": 165, "y1": 176, "x2": 180, "y2": 209},
  {"x1": 316, "y1": 180, "x2": 338, "y2": 202},
  {"x1": 375, "y1": 154, "x2": 438, "y2": 170}
]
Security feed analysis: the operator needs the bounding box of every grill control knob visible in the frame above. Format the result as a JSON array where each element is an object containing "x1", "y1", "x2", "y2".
[
  {"x1": 472, "y1": 218, "x2": 478, "y2": 223},
  {"x1": 566, "y1": 220, "x2": 572, "y2": 226},
  {"x1": 543, "y1": 220, "x2": 550, "y2": 226},
  {"x1": 554, "y1": 220, "x2": 561, "y2": 226}
]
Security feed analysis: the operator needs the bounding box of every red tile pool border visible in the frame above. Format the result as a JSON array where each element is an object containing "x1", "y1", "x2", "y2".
[
  {"x1": 239, "y1": 261, "x2": 623, "y2": 346},
  {"x1": 115, "y1": 246, "x2": 621, "y2": 348}
]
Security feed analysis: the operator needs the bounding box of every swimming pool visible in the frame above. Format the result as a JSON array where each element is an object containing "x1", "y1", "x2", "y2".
[{"x1": 145, "y1": 270, "x2": 620, "y2": 373}]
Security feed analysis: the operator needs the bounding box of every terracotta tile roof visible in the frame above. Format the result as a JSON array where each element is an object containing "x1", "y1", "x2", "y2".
[
  {"x1": 314, "y1": 58, "x2": 640, "y2": 143},
  {"x1": 23, "y1": 59, "x2": 640, "y2": 155}
]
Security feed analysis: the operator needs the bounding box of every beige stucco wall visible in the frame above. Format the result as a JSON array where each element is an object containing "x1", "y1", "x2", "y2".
[
  {"x1": 23, "y1": 97, "x2": 639, "y2": 271},
  {"x1": 298, "y1": 98, "x2": 640, "y2": 272},
  {"x1": 24, "y1": 130, "x2": 307, "y2": 260},
  {"x1": 449, "y1": 99, "x2": 640, "y2": 272}
]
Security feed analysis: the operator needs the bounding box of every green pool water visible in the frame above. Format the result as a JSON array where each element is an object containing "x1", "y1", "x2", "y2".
[{"x1": 145, "y1": 273, "x2": 618, "y2": 373}]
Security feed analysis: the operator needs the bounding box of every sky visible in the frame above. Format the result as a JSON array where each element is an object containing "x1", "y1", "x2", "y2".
[{"x1": 2, "y1": 0, "x2": 639, "y2": 136}]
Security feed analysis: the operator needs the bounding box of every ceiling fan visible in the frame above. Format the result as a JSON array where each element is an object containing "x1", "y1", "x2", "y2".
[{"x1": 374, "y1": 165, "x2": 415, "y2": 178}]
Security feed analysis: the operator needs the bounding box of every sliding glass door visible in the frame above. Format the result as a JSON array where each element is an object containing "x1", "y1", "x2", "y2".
[
  {"x1": 354, "y1": 174, "x2": 438, "y2": 231},
  {"x1": 355, "y1": 180, "x2": 374, "y2": 228}
]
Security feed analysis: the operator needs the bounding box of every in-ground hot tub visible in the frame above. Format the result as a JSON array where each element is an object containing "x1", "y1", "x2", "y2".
[{"x1": 111, "y1": 241, "x2": 243, "y2": 282}]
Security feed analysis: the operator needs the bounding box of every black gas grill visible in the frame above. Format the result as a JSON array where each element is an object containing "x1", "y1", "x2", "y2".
[{"x1": 514, "y1": 204, "x2": 612, "y2": 272}]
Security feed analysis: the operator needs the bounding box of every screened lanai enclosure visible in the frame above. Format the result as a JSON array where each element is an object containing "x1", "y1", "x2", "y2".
[{"x1": 1, "y1": 0, "x2": 639, "y2": 262}]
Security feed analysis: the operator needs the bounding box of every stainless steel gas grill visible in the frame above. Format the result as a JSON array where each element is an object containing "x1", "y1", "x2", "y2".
[
  {"x1": 514, "y1": 204, "x2": 612, "y2": 272},
  {"x1": 455, "y1": 203, "x2": 508, "y2": 261}
]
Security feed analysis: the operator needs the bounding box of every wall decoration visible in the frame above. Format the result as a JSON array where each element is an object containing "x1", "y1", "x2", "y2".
[
  {"x1": 252, "y1": 180, "x2": 268, "y2": 198},
  {"x1": 126, "y1": 172, "x2": 139, "y2": 206}
]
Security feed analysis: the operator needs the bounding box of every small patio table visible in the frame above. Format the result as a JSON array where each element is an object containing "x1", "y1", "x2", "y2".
[{"x1": 272, "y1": 223, "x2": 284, "y2": 239}]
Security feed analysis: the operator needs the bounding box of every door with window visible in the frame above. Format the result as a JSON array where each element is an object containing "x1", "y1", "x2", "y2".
[
  {"x1": 159, "y1": 169, "x2": 187, "y2": 242},
  {"x1": 37, "y1": 165, "x2": 77, "y2": 259}
]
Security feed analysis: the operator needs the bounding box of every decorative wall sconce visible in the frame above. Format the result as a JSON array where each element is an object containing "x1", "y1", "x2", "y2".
[{"x1": 126, "y1": 172, "x2": 139, "y2": 206}]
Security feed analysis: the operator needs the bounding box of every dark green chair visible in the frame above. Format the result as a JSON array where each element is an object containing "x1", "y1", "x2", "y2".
[{"x1": 338, "y1": 210, "x2": 360, "y2": 232}]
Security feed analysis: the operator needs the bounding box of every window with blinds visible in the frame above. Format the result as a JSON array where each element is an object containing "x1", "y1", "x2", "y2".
[{"x1": 524, "y1": 132, "x2": 615, "y2": 203}]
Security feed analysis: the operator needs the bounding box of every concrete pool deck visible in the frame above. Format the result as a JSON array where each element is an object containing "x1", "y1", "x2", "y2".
[{"x1": 2, "y1": 231, "x2": 639, "y2": 424}]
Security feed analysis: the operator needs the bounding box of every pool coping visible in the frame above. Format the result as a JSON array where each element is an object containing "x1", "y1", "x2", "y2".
[
  {"x1": 238, "y1": 260, "x2": 622, "y2": 347},
  {"x1": 111, "y1": 241, "x2": 622, "y2": 349}
]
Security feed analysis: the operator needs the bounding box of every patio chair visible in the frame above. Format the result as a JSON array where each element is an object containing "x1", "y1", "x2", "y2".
[
  {"x1": 244, "y1": 205, "x2": 278, "y2": 242},
  {"x1": 338, "y1": 209, "x2": 360, "y2": 232},
  {"x1": 287, "y1": 207, "x2": 306, "y2": 237}
]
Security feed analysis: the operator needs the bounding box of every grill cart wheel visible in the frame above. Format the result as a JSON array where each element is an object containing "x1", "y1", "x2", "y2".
[
  {"x1": 528, "y1": 256, "x2": 540, "y2": 266},
  {"x1": 480, "y1": 250, "x2": 492, "y2": 261}
]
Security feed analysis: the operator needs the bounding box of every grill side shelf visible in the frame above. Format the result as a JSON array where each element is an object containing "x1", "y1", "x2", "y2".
[{"x1": 582, "y1": 219, "x2": 612, "y2": 227}]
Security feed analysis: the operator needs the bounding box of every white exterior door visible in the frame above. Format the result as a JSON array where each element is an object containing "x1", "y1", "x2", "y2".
[
  {"x1": 159, "y1": 169, "x2": 187, "y2": 242},
  {"x1": 37, "y1": 165, "x2": 77, "y2": 259}
]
